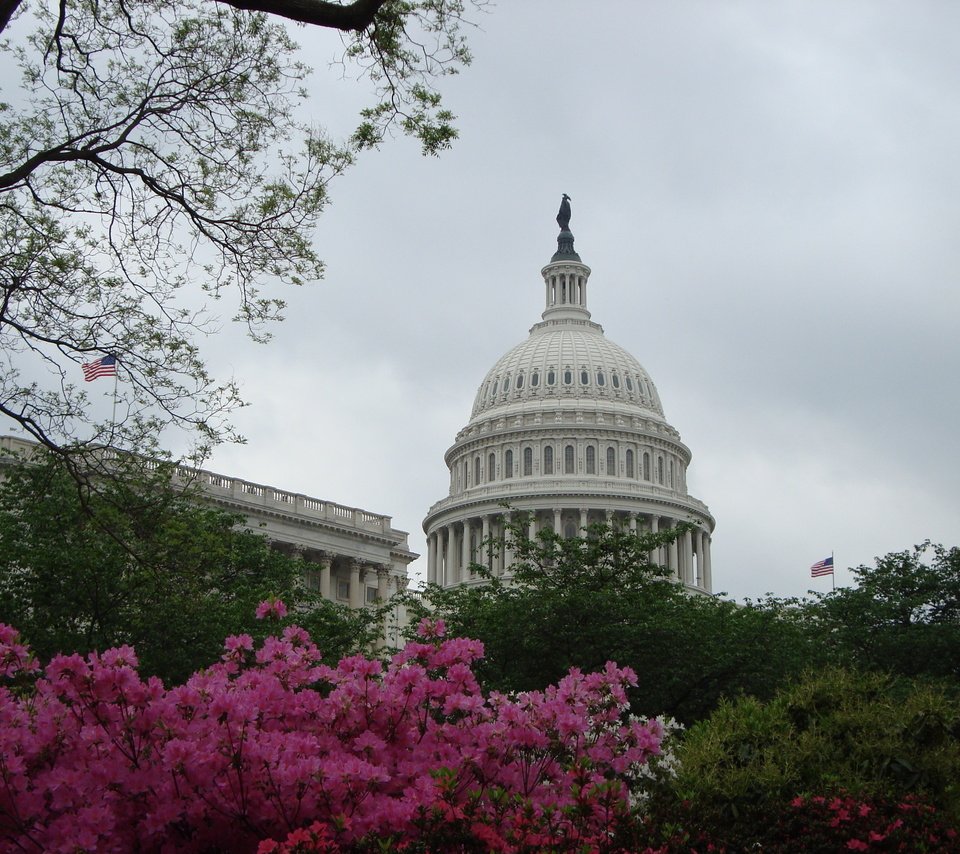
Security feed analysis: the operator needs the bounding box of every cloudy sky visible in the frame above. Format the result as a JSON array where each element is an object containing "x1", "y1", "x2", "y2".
[{"x1": 179, "y1": 1, "x2": 960, "y2": 601}]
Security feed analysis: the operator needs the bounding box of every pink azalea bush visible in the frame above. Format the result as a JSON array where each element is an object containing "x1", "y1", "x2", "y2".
[{"x1": 0, "y1": 613, "x2": 668, "y2": 852}]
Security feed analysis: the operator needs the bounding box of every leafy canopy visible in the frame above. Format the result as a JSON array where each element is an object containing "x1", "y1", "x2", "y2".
[{"x1": 0, "y1": 0, "x2": 479, "y2": 459}]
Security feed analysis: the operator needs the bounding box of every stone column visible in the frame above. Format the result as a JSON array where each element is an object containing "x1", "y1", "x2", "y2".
[
  {"x1": 349, "y1": 560, "x2": 362, "y2": 609},
  {"x1": 682, "y1": 528, "x2": 693, "y2": 585},
  {"x1": 553, "y1": 507, "x2": 562, "y2": 533},
  {"x1": 377, "y1": 566, "x2": 389, "y2": 602},
  {"x1": 702, "y1": 532, "x2": 713, "y2": 592},
  {"x1": 650, "y1": 515, "x2": 661, "y2": 565},
  {"x1": 502, "y1": 512, "x2": 513, "y2": 575},
  {"x1": 318, "y1": 554, "x2": 332, "y2": 601},
  {"x1": 445, "y1": 524, "x2": 456, "y2": 587},
  {"x1": 629, "y1": 511, "x2": 638, "y2": 533},
  {"x1": 605, "y1": 509, "x2": 614, "y2": 526},
  {"x1": 481, "y1": 515, "x2": 491, "y2": 569},
  {"x1": 667, "y1": 523, "x2": 679, "y2": 581},
  {"x1": 528, "y1": 514, "x2": 537, "y2": 541},
  {"x1": 579, "y1": 507, "x2": 588, "y2": 531},
  {"x1": 461, "y1": 519, "x2": 472, "y2": 577},
  {"x1": 427, "y1": 533, "x2": 437, "y2": 585}
]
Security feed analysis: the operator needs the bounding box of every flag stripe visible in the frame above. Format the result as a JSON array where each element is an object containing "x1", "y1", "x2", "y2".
[
  {"x1": 82, "y1": 355, "x2": 118, "y2": 382},
  {"x1": 810, "y1": 555, "x2": 834, "y2": 577}
]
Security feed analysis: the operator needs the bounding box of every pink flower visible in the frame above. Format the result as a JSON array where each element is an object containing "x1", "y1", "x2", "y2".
[
  {"x1": 255, "y1": 599, "x2": 288, "y2": 620},
  {"x1": 846, "y1": 840, "x2": 869, "y2": 851}
]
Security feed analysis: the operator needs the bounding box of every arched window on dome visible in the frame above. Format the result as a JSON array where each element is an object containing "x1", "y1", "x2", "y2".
[
  {"x1": 580, "y1": 370, "x2": 589, "y2": 386},
  {"x1": 463, "y1": 460, "x2": 469, "y2": 489},
  {"x1": 531, "y1": 371, "x2": 540, "y2": 388},
  {"x1": 625, "y1": 375, "x2": 634, "y2": 392},
  {"x1": 626, "y1": 449, "x2": 635, "y2": 479},
  {"x1": 597, "y1": 371, "x2": 605, "y2": 387},
  {"x1": 547, "y1": 369, "x2": 555, "y2": 386},
  {"x1": 564, "y1": 444, "x2": 575, "y2": 474},
  {"x1": 516, "y1": 372, "x2": 524, "y2": 389},
  {"x1": 612, "y1": 373, "x2": 620, "y2": 389},
  {"x1": 586, "y1": 445, "x2": 596, "y2": 474},
  {"x1": 543, "y1": 446, "x2": 554, "y2": 475},
  {"x1": 669, "y1": 459, "x2": 674, "y2": 488},
  {"x1": 474, "y1": 456, "x2": 481, "y2": 485},
  {"x1": 606, "y1": 447, "x2": 616, "y2": 475},
  {"x1": 488, "y1": 453, "x2": 496, "y2": 482},
  {"x1": 657, "y1": 456, "x2": 664, "y2": 484},
  {"x1": 491, "y1": 381, "x2": 499, "y2": 398},
  {"x1": 643, "y1": 452, "x2": 651, "y2": 481},
  {"x1": 505, "y1": 449, "x2": 513, "y2": 478},
  {"x1": 563, "y1": 369, "x2": 573, "y2": 386},
  {"x1": 523, "y1": 447, "x2": 533, "y2": 476},
  {"x1": 503, "y1": 375, "x2": 511, "y2": 392}
]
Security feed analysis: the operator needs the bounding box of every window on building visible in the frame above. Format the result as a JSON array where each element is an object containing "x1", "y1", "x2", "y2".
[
  {"x1": 366, "y1": 586, "x2": 379, "y2": 604},
  {"x1": 564, "y1": 444, "x2": 575, "y2": 474},
  {"x1": 492, "y1": 380, "x2": 498, "y2": 397},
  {"x1": 606, "y1": 446, "x2": 616, "y2": 474},
  {"x1": 564, "y1": 521, "x2": 577, "y2": 539},
  {"x1": 523, "y1": 447, "x2": 533, "y2": 476},
  {"x1": 626, "y1": 449, "x2": 635, "y2": 478},
  {"x1": 625, "y1": 376, "x2": 634, "y2": 391},
  {"x1": 580, "y1": 370, "x2": 589, "y2": 385},
  {"x1": 474, "y1": 456, "x2": 481, "y2": 484},
  {"x1": 547, "y1": 370, "x2": 555, "y2": 386},
  {"x1": 544, "y1": 446, "x2": 554, "y2": 475},
  {"x1": 531, "y1": 371, "x2": 539, "y2": 387},
  {"x1": 586, "y1": 445, "x2": 596, "y2": 474},
  {"x1": 488, "y1": 452, "x2": 496, "y2": 482},
  {"x1": 669, "y1": 459, "x2": 674, "y2": 488},
  {"x1": 505, "y1": 449, "x2": 513, "y2": 478},
  {"x1": 516, "y1": 372, "x2": 524, "y2": 389},
  {"x1": 563, "y1": 369, "x2": 572, "y2": 385},
  {"x1": 503, "y1": 375, "x2": 511, "y2": 392},
  {"x1": 643, "y1": 451, "x2": 651, "y2": 481},
  {"x1": 612, "y1": 373, "x2": 620, "y2": 389},
  {"x1": 337, "y1": 580, "x2": 350, "y2": 600},
  {"x1": 597, "y1": 371, "x2": 605, "y2": 386},
  {"x1": 463, "y1": 460, "x2": 469, "y2": 488},
  {"x1": 657, "y1": 456, "x2": 664, "y2": 484}
]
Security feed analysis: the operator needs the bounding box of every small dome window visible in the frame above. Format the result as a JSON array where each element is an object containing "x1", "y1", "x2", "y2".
[
  {"x1": 547, "y1": 370, "x2": 556, "y2": 386},
  {"x1": 597, "y1": 371, "x2": 605, "y2": 386},
  {"x1": 580, "y1": 370, "x2": 589, "y2": 385},
  {"x1": 516, "y1": 373, "x2": 524, "y2": 389},
  {"x1": 531, "y1": 371, "x2": 540, "y2": 387},
  {"x1": 625, "y1": 376, "x2": 634, "y2": 391},
  {"x1": 492, "y1": 380, "x2": 499, "y2": 396},
  {"x1": 563, "y1": 370, "x2": 573, "y2": 385},
  {"x1": 611, "y1": 373, "x2": 620, "y2": 389},
  {"x1": 503, "y1": 375, "x2": 511, "y2": 392}
]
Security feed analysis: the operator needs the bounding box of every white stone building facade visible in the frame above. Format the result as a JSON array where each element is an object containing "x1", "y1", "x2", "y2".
[{"x1": 423, "y1": 215, "x2": 715, "y2": 592}]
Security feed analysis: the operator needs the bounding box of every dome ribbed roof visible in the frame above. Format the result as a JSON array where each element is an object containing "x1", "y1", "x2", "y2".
[{"x1": 469, "y1": 319, "x2": 664, "y2": 420}]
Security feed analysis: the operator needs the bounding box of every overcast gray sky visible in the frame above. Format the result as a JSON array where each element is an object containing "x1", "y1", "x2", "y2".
[{"x1": 185, "y1": 1, "x2": 960, "y2": 601}]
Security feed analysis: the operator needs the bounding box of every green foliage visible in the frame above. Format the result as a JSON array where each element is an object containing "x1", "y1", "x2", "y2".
[
  {"x1": 806, "y1": 543, "x2": 960, "y2": 682},
  {"x1": 0, "y1": 450, "x2": 378, "y2": 683},
  {"x1": 411, "y1": 516, "x2": 821, "y2": 724},
  {"x1": 658, "y1": 667, "x2": 960, "y2": 844}
]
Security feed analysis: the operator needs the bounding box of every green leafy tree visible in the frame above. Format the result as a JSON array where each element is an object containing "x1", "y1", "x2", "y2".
[
  {"x1": 0, "y1": 0, "x2": 479, "y2": 458},
  {"x1": 411, "y1": 516, "x2": 822, "y2": 724},
  {"x1": 0, "y1": 449, "x2": 379, "y2": 682},
  {"x1": 652, "y1": 667, "x2": 960, "y2": 847},
  {"x1": 807, "y1": 542, "x2": 960, "y2": 682}
]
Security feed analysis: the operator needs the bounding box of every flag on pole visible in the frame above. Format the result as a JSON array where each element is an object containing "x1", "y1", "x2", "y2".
[
  {"x1": 810, "y1": 555, "x2": 834, "y2": 577},
  {"x1": 81, "y1": 354, "x2": 118, "y2": 382}
]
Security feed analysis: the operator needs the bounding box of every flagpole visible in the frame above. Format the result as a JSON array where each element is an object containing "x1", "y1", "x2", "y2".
[
  {"x1": 831, "y1": 550, "x2": 835, "y2": 591},
  {"x1": 110, "y1": 363, "x2": 119, "y2": 432}
]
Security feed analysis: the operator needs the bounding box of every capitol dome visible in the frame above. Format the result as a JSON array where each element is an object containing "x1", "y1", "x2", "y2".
[{"x1": 423, "y1": 201, "x2": 715, "y2": 592}]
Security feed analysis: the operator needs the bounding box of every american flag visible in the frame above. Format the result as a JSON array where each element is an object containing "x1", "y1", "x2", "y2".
[
  {"x1": 81, "y1": 354, "x2": 118, "y2": 382},
  {"x1": 810, "y1": 555, "x2": 834, "y2": 577}
]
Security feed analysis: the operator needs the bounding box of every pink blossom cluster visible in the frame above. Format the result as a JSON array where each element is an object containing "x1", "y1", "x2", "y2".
[{"x1": 0, "y1": 616, "x2": 665, "y2": 852}]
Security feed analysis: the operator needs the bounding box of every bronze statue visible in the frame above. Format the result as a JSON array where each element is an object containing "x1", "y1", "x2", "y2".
[{"x1": 556, "y1": 193, "x2": 571, "y2": 231}]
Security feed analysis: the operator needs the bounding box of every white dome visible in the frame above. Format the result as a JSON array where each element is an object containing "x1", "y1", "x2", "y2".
[
  {"x1": 423, "y1": 209, "x2": 715, "y2": 595},
  {"x1": 470, "y1": 319, "x2": 664, "y2": 421}
]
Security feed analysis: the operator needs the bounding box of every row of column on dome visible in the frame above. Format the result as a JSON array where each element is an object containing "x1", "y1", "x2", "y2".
[
  {"x1": 426, "y1": 510, "x2": 712, "y2": 591},
  {"x1": 451, "y1": 443, "x2": 687, "y2": 492}
]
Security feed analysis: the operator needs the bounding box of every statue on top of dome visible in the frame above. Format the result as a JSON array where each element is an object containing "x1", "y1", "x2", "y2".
[{"x1": 556, "y1": 193, "x2": 572, "y2": 231}]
